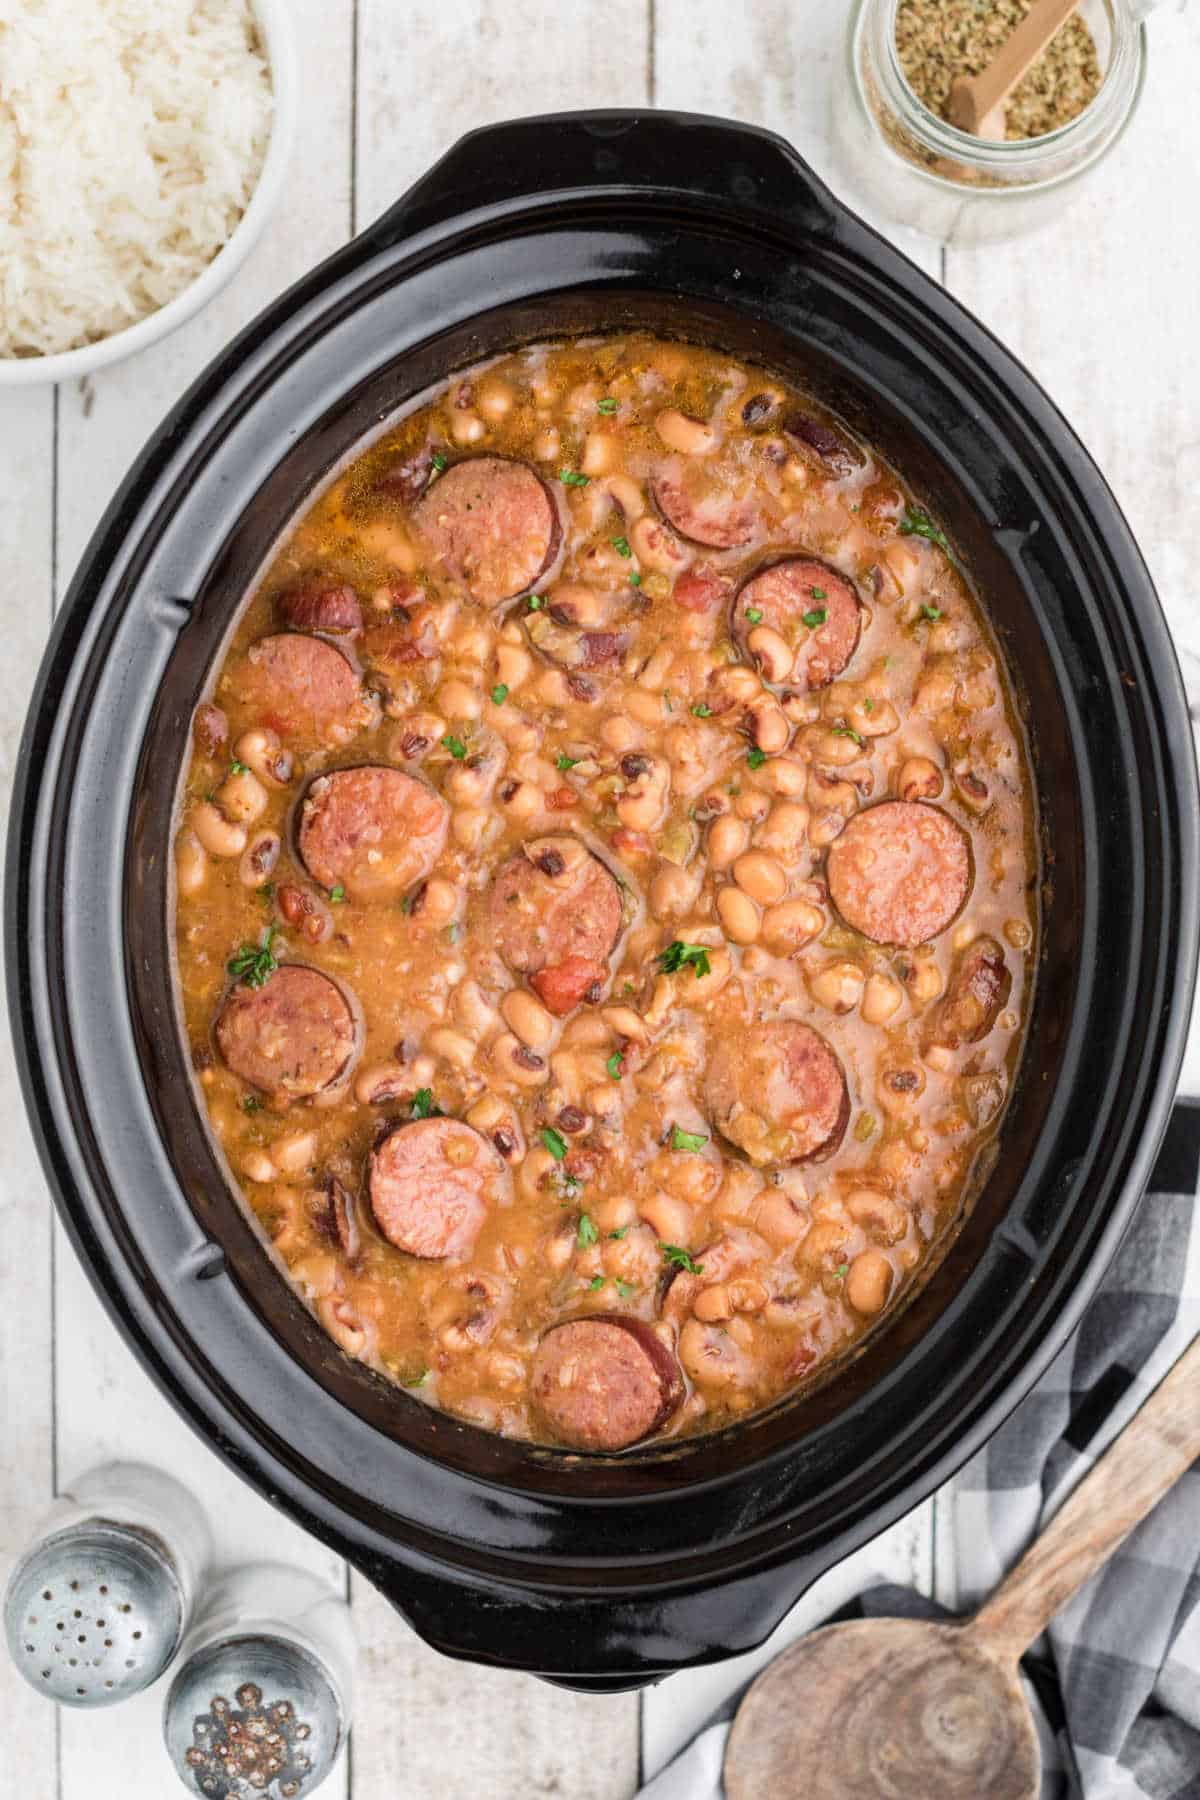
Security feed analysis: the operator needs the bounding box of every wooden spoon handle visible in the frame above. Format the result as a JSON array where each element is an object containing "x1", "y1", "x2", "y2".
[
  {"x1": 969, "y1": 1332, "x2": 1200, "y2": 1662},
  {"x1": 965, "y1": 0, "x2": 1081, "y2": 119}
]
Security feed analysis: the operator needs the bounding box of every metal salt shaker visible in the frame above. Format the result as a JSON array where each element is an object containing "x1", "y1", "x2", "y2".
[
  {"x1": 163, "y1": 1564, "x2": 355, "y2": 1798},
  {"x1": 4, "y1": 1461, "x2": 211, "y2": 1707}
]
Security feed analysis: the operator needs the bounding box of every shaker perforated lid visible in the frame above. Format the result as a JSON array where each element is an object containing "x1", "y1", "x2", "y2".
[
  {"x1": 164, "y1": 1635, "x2": 344, "y2": 1798},
  {"x1": 4, "y1": 1522, "x2": 184, "y2": 1707}
]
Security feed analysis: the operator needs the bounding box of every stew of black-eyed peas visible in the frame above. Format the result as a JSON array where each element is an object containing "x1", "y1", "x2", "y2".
[{"x1": 174, "y1": 333, "x2": 1038, "y2": 1452}]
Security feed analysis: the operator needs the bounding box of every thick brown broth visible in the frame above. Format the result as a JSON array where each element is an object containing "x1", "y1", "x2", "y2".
[{"x1": 173, "y1": 333, "x2": 1038, "y2": 1452}]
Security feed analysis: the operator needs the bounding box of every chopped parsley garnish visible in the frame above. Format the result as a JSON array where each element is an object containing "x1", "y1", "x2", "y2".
[
  {"x1": 833, "y1": 1262, "x2": 850, "y2": 1280},
  {"x1": 691, "y1": 702, "x2": 713, "y2": 718},
  {"x1": 657, "y1": 940, "x2": 712, "y2": 979},
  {"x1": 608, "y1": 1225, "x2": 631, "y2": 1240},
  {"x1": 430, "y1": 452, "x2": 448, "y2": 473},
  {"x1": 559, "y1": 468, "x2": 590, "y2": 488},
  {"x1": 445, "y1": 922, "x2": 460, "y2": 944},
  {"x1": 802, "y1": 607, "x2": 828, "y2": 628},
  {"x1": 441, "y1": 733, "x2": 468, "y2": 760},
  {"x1": 577, "y1": 1213, "x2": 599, "y2": 1249},
  {"x1": 863, "y1": 698, "x2": 875, "y2": 713},
  {"x1": 611, "y1": 534, "x2": 632, "y2": 557},
  {"x1": 597, "y1": 397, "x2": 619, "y2": 415},
  {"x1": 241, "y1": 1095, "x2": 261, "y2": 1114},
  {"x1": 410, "y1": 1088, "x2": 443, "y2": 1120},
  {"x1": 809, "y1": 586, "x2": 827, "y2": 600},
  {"x1": 491, "y1": 683, "x2": 509, "y2": 706},
  {"x1": 831, "y1": 726, "x2": 864, "y2": 747},
  {"x1": 747, "y1": 748, "x2": 768, "y2": 770},
  {"x1": 661, "y1": 1244, "x2": 705, "y2": 1276},
  {"x1": 919, "y1": 604, "x2": 943, "y2": 622},
  {"x1": 555, "y1": 753, "x2": 580, "y2": 772},
  {"x1": 606, "y1": 1050, "x2": 625, "y2": 1081},
  {"x1": 525, "y1": 593, "x2": 545, "y2": 611},
  {"x1": 745, "y1": 607, "x2": 763, "y2": 625},
  {"x1": 400, "y1": 893, "x2": 412, "y2": 915},
  {"x1": 587, "y1": 1274, "x2": 606, "y2": 1291},
  {"x1": 541, "y1": 1126, "x2": 568, "y2": 1162},
  {"x1": 398, "y1": 1366, "x2": 429, "y2": 1387},
  {"x1": 629, "y1": 570, "x2": 643, "y2": 587},
  {"x1": 671, "y1": 1125, "x2": 709, "y2": 1154},
  {"x1": 229, "y1": 758, "x2": 248, "y2": 776},
  {"x1": 329, "y1": 884, "x2": 346, "y2": 903},
  {"x1": 227, "y1": 926, "x2": 278, "y2": 990},
  {"x1": 663, "y1": 691, "x2": 673, "y2": 713},
  {"x1": 256, "y1": 882, "x2": 275, "y2": 902},
  {"x1": 899, "y1": 505, "x2": 951, "y2": 553},
  {"x1": 616, "y1": 1280, "x2": 635, "y2": 1299}
]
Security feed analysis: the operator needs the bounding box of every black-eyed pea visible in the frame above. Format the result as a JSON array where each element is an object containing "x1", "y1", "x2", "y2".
[
  {"x1": 495, "y1": 642, "x2": 532, "y2": 691},
  {"x1": 747, "y1": 625, "x2": 793, "y2": 684},
  {"x1": 878, "y1": 1061, "x2": 926, "y2": 1118},
  {"x1": 616, "y1": 755, "x2": 670, "y2": 831},
  {"x1": 438, "y1": 677, "x2": 481, "y2": 721},
  {"x1": 694, "y1": 1284, "x2": 733, "y2": 1323},
  {"x1": 905, "y1": 960, "x2": 943, "y2": 1008},
  {"x1": 809, "y1": 960, "x2": 865, "y2": 1013},
  {"x1": 896, "y1": 756, "x2": 943, "y2": 802},
  {"x1": 234, "y1": 727, "x2": 293, "y2": 786},
  {"x1": 924, "y1": 1044, "x2": 955, "y2": 1074},
  {"x1": 638, "y1": 1189, "x2": 692, "y2": 1244},
  {"x1": 846, "y1": 1188, "x2": 907, "y2": 1244},
  {"x1": 663, "y1": 1153, "x2": 720, "y2": 1206},
  {"x1": 354, "y1": 1061, "x2": 411, "y2": 1105},
  {"x1": 729, "y1": 1277, "x2": 769, "y2": 1314},
  {"x1": 241, "y1": 1149, "x2": 277, "y2": 1184},
  {"x1": 587, "y1": 1083, "x2": 622, "y2": 1121},
  {"x1": 192, "y1": 801, "x2": 247, "y2": 858},
  {"x1": 533, "y1": 426, "x2": 560, "y2": 461},
  {"x1": 717, "y1": 884, "x2": 760, "y2": 945},
  {"x1": 428, "y1": 1027, "x2": 477, "y2": 1072},
  {"x1": 452, "y1": 806, "x2": 491, "y2": 850},
  {"x1": 809, "y1": 808, "x2": 848, "y2": 849},
  {"x1": 450, "y1": 409, "x2": 486, "y2": 446},
  {"x1": 562, "y1": 1015, "x2": 610, "y2": 1049},
  {"x1": 688, "y1": 945, "x2": 733, "y2": 1002},
  {"x1": 709, "y1": 814, "x2": 749, "y2": 869},
  {"x1": 498, "y1": 778, "x2": 542, "y2": 821},
  {"x1": 959, "y1": 670, "x2": 997, "y2": 711},
  {"x1": 846, "y1": 1250, "x2": 894, "y2": 1316},
  {"x1": 600, "y1": 1004, "x2": 650, "y2": 1045},
  {"x1": 643, "y1": 976, "x2": 677, "y2": 1030},
  {"x1": 711, "y1": 664, "x2": 761, "y2": 708},
  {"x1": 760, "y1": 757, "x2": 809, "y2": 798},
  {"x1": 850, "y1": 696, "x2": 899, "y2": 737},
  {"x1": 318, "y1": 1297, "x2": 366, "y2": 1357},
  {"x1": 637, "y1": 641, "x2": 675, "y2": 693},
  {"x1": 953, "y1": 764, "x2": 992, "y2": 812},
  {"x1": 861, "y1": 972, "x2": 903, "y2": 1024},
  {"x1": 752, "y1": 1187, "x2": 808, "y2": 1249},
  {"x1": 581, "y1": 431, "x2": 619, "y2": 476},
  {"x1": 411, "y1": 877, "x2": 460, "y2": 929},
  {"x1": 883, "y1": 538, "x2": 922, "y2": 592},
  {"x1": 447, "y1": 757, "x2": 501, "y2": 806},
  {"x1": 754, "y1": 800, "x2": 810, "y2": 862},
  {"x1": 655, "y1": 408, "x2": 717, "y2": 456},
  {"x1": 500, "y1": 988, "x2": 559, "y2": 1054},
  {"x1": 491, "y1": 1032, "x2": 549, "y2": 1088},
  {"x1": 176, "y1": 832, "x2": 208, "y2": 896},
  {"x1": 631, "y1": 513, "x2": 688, "y2": 573},
  {"x1": 798, "y1": 1216, "x2": 851, "y2": 1271},
  {"x1": 650, "y1": 863, "x2": 700, "y2": 919},
  {"x1": 734, "y1": 787, "x2": 771, "y2": 824},
  {"x1": 604, "y1": 473, "x2": 646, "y2": 519},
  {"x1": 807, "y1": 769, "x2": 858, "y2": 813},
  {"x1": 625, "y1": 688, "x2": 666, "y2": 727},
  {"x1": 747, "y1": 694, "x2": 790, "y2": 754},
  {"x1": 238, "y1": 830, "x2": 280, "y2": 888},
  {"x1": 517, "y1": 1146, "x2": 558, "y2": 1201},
  {"x1": 476, "y1": 377, "x2": 514, "y2": 422},
  {"x1": 914, "y1": 665, "x2": 959, "y2": 714},
  {"x1": 760, "y1": 899, "x2": 824, "y2": 954},
  {"x1": 732, "y1": 850, "x2": 787, "y2": 906},
  {"x1": 807, "y1": 728, "x2": 862, "y2": 767},
  {"x1": 1005, "y1": 917, "x2": 1033, "y2": 950}
]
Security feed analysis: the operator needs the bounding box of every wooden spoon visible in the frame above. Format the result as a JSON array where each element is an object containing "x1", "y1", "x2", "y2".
[
  {"x1": 725, "y1": 1331, "x2": 1200, "y2": 1800},
  {"x1": 947, "y1": 0, "x2": 1082, "y2": 139}
]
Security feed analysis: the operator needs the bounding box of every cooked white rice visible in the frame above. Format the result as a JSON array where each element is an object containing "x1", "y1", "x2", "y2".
[{"x1": 0, "y1": 0, "x2": 274, "y2": 358}]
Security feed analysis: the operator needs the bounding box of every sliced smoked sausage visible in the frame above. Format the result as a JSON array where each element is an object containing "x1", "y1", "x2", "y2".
[
  {"x1": 490, "y1": 837, "x2": 623, "y2": 1009},
  {"x1": 927, "y1": 935, "x2": 1011, "y2": 1049},
  {"x1": 368, "y1": 1118, "x2": 507, "y2": 1260},
  {"x1": 229, "y1": 634, "x2": 373, "y2": 748},
  {"x1": 827, "y1": 800, "x2": 971, "y2": 947},
  {"x1": 704, "y1": 1019, "x2": 849, "y2": 1167},
  {"x1": 297, "y1": 766, "x2": 449, "y2": 902},
  {"x1": 530, "y1": 1315, "x2": 684, "y2": 1451},
  {"x1": 732, "y1": 558, "x2": 861, "y2": 690},
  {"x1": 276, "y1": 579, "x2": 363, "y2": 636},
  {"x1": 215, "y1": 965, "x2": 360, "y2": 1101},
  {"x1": 411, "y1": 456, "x2": 561, "y2": 605},
  {"x1": 652, "y1": 465, "x2": 757, "y2": 550}
]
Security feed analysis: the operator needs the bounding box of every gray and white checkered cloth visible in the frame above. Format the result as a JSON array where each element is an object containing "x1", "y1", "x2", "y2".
[{"x1": 640, "y1": 1102, "x2": 1200, "y2": 1800}]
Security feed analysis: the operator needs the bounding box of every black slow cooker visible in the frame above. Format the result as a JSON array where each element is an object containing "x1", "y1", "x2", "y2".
[{"x1": 8, "y1": 112, "x2": 1198, "y2": 1691}]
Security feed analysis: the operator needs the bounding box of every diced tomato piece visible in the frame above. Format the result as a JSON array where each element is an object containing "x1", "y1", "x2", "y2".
[
  {"x1": 530, "y1": 956, "x2": 607, "y2": 1016},
  {"x1": 673, "y1": 568, "x2": 730, "y2": 613}
]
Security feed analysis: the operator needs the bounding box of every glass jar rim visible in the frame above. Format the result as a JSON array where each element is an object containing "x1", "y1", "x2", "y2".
[{"x1": 874, "y1": 0, "x2": 1143, "y2": 168}]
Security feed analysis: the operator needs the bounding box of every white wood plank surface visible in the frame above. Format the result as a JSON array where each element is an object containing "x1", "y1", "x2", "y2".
[{"x1": 1, "y1": 2, "x2": 1198, "y2": 1796}]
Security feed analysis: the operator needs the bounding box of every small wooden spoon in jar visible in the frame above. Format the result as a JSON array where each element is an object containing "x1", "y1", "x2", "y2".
[
  {"x1": 725, "y1": 1330, "x2": 1200, "y2": 1800},
  {"x1": 947, "y1": 0, "x2": 1082, "y2": 139}
]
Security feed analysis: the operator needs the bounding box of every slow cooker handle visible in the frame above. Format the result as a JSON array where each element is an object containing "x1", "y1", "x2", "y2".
[{"x1": 368, "y1": 108, "x2": 843, "y2": 248}]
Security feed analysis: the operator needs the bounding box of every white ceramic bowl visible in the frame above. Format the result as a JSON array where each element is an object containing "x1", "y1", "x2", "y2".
[{"x1": 0, "y1": 0, "x2": 297, "y2": 389}]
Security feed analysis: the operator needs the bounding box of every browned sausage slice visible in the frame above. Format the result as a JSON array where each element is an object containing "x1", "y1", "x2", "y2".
[
  {"x1": 297, "y1": 766, "x2": 449, "y2": 902},
  {"x1": 704, "y1": 1019, "x2": 849, "y2": 1167},
  {"x1": 927, "y1": 935, "x2": 1011, "y2": 1048},
  {"x1": 276, "y1": 580, "x2": 363, "y2": 636},
  {"x1": 490, "y1": 837, "x2": 623, "y2": 981},
  {"x1": 215, "y1": 965, "x2": 360, "y2": 1100},
  {"x1": 732, "y1": 558, "x2": 861, "y2": 690},
  {"x1": 652, "y1": 466, "x2": 757, "y2": 550},
  {"x1": 368, "y1": 1118, "x2": 507, "y2": 1260},
  {"x1": 827, "y1": 801, "x2": 971, "y2": 947},
  {"x1": 229, "y1": 634, "x2": 373, "y2": 748},
  {"x1": 412, "y1": 456, "x2": 562, "y2": 605},
  {"x1": 530, "y1": 1315, "x2": 684, "y2": 1450}
]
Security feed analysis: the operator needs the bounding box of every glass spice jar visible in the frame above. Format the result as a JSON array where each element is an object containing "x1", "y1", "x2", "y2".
[{"x1": 831, "y1": 0, "x2": 1152, "y2": 241}]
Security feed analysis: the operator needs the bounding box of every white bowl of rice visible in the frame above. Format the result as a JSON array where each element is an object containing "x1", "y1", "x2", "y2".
[{"x1": 0, "y1": 0, "x2": 297, "y2": 386}]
